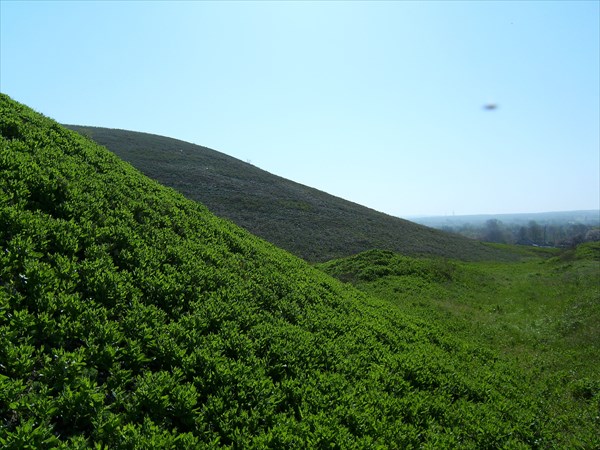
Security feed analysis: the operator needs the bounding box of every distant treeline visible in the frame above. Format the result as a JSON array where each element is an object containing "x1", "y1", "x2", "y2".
[{"x1": 440, "y1": 219, "x2": 599, "y2": 247}]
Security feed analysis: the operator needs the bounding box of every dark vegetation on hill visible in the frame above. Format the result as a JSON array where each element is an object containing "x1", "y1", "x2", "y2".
[
  {"x1": 65, "y1": 125, "x2": 517, "y2": 263},
  {"x1": 0, "y1": 94, "x2": 564, "y2": 447},
  {"x1": 318, "y1": 245, "x2": 600, "y2": 447}
]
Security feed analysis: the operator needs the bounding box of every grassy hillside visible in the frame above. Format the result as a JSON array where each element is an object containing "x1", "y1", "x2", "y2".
[
  {"x1": 318, "y1": 244, "x2": 600, "y2": 447},
  {"x1": 65, "y1": 125, "x2": 517, "y2": 263},
  {"x1": 0, "y1": 94, "x2": 563, "y2": 447}
]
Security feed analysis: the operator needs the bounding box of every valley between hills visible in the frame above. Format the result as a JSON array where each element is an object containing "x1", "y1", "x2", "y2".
[{"x1": 1, "y1": 94, "x2": 598, "y2": 448}]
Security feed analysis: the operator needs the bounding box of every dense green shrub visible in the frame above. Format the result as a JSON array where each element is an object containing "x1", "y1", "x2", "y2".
[{"x1": 0, "y1": 94, "x2": 559, "y2": 447}]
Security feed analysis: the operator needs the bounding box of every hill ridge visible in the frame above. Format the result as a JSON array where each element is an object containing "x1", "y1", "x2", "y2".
[{"x1": 65, "y1": 125, "x2": 517, "y2": 263}]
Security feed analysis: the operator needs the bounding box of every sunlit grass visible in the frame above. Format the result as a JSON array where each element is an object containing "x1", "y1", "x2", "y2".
[{"x1": 318, "y1": 244, "x2": 600, "y2": 446}]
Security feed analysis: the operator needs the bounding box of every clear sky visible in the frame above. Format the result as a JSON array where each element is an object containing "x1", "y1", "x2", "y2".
[{"x1": 1, "y1": 1, "x2": 598, "y2": 217}]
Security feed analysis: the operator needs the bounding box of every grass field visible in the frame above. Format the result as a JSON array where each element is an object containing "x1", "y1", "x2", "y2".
[{"x1": 318, "y1": 242, "x2": 600, "y2": 447}]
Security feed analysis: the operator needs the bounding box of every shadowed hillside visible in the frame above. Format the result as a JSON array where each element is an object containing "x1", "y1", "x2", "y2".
[
  {"x1": 65, "y1": 125, "x2": 517, "y2": 263},
  {"x1": 1, "y1": 95, "x2": 555, "y2": 447}
]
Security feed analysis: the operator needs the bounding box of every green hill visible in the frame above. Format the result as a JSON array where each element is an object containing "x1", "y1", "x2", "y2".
[
  {"x1": 65, "y1": 125, "x2": 516, "y2": 263},
  {"x1": 0, "y1": 94, "x2": 560, "y2": 447}
]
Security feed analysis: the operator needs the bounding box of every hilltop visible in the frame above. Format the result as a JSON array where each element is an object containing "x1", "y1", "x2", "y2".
[
  {"x1": 1, "y1": 95, "x2": 557, "y2": 446},
  {"x1": 65, "y1": 125, "x2": 516, "y2": 263}
]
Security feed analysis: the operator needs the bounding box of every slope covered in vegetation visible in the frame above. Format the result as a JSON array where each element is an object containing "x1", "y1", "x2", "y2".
[
  {"x1": 65, "y1": 125, "x2": 517, "y2": 263},
  {"x1": 0, "y1": 94, "x2": 556, "y2": 447},
  {"x1": 318, "y1": 246, "x2": 600, "y2": 447}
]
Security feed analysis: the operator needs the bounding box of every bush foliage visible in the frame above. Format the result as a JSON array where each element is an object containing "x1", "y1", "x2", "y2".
[{"x1": 0, "y1": 94, "x2": 566, "y2": 447}]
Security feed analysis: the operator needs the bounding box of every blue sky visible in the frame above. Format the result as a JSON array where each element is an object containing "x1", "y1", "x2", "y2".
[{"x1": 1, "y1": 1, "x2": 598, "y2": 217}]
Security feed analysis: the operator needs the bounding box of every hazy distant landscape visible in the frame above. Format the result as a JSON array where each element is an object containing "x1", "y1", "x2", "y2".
[
  {"x1": 2, "y1": 94, "x2": 599, "y2": 447},
  {"x1": 413, "y1": 210, "x2": 600, "y2": 247},
  {"x1": 413, "y1": 210, "x2": 600, "y2": 227}
]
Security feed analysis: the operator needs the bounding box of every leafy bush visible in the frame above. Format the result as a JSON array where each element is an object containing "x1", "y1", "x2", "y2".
[{"x1": 0, "y1": 93, "x2": 558, "y2": 447}]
